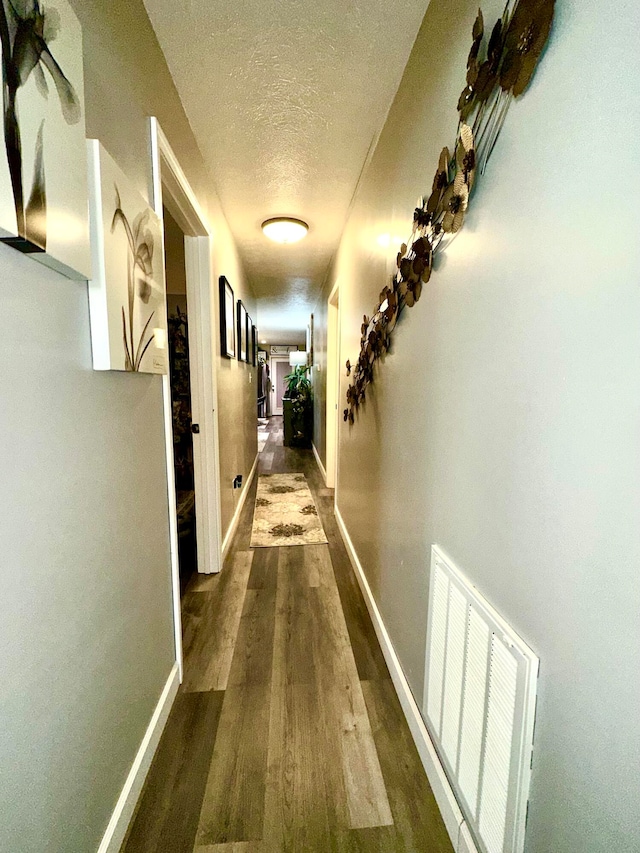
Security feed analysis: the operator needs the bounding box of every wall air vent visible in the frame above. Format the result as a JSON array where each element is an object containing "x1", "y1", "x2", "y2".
[{"x1": 423, "y1": 546, "x2": 539, "y2": 853}]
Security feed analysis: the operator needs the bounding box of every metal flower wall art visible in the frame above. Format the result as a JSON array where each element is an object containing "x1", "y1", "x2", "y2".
[
  {"x1": 344, "y1": 0, "x2": 555, "y2": 425},
  {"x1": 87, "y1": 140, "x2": 168, "y2": 375},
  {"x1": 0, "y1": 0, "x2": 90, "y2": 279}
]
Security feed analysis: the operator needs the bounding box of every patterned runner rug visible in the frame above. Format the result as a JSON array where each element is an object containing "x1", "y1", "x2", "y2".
[{"x1": 250, "y1": 473, "x2": 328, "y2": 547}]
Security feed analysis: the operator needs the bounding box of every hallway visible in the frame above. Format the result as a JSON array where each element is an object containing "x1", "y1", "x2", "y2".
[{"x1": 122, "y1": 417, "x2": 452, "y2": 852}]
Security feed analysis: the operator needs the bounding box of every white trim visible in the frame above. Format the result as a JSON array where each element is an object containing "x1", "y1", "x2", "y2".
[
  {"x1": 311, "y1": 442, "x2": 327, "y2": 485},
  {"x1": 97, "y1": 663, "x2": 180, "y2": 853},
  {"x1": 183, "y1": 236, "x2": 223, "y2": 577},
  {"x1": 221, "y1": 452, "x2": 259, "y2": 559},
  {"x1": 150, "y1": 119, "x2": 209, "y2": 232},
  {"x1": 333, "y1": 505, "x2": 477, "y2": 853}
]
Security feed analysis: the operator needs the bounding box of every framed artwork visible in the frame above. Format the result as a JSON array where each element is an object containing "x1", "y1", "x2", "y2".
[
  {"x1": 252, "y1": 325, "x2": 258, "y2": 366},
  {"x1": 0, "y1": 0, "x2": 91, "y2": 280},
  {"x1": 310, "y1": 313, "x2": 314, "y2": 366},
  {"x1": 237, "y1": 300, "x2": 248, "y2": 362},
  {"x1": 219, "y1": 276, "x2": 235, "y2": 358},
  {"x1": 245, "y1": 312, "x2": 253, "y2": 364},
  {"x1": 86, "y1": 140, "x2": 167, "y2": 374}
]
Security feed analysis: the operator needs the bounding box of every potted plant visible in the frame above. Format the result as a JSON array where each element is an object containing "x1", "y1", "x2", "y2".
[{"x1": 282, "y1": 364, "x2": 313, "y2": 447}]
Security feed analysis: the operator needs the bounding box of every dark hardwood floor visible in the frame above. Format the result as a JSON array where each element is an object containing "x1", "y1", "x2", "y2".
[{"x1": 121, "y1": 417, "x2": 452, "y2": 853}]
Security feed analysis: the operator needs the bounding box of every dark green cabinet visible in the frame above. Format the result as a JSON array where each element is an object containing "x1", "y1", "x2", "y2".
[{"x1": 283, "y1": 397, "x2": 312, "y2": 448}]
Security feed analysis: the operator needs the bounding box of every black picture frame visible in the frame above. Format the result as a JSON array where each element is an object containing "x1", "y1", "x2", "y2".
[
  {"x1": 219, "y1": 276, "x2": 235, "y2": 358},
  {"x1": 237, "y1": 300, "x2": 248, "y2": 362},
  {"x1": 245, "y1": 312, "x2": 252, "y2": 364},
  {"x1": 251, "y1": 325, "x2": 258, "y2": 366}
]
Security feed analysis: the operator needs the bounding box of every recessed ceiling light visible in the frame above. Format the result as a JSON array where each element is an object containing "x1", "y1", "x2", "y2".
[{"x1": 261, "y1": 217, "x2": 308, "y2": 244}]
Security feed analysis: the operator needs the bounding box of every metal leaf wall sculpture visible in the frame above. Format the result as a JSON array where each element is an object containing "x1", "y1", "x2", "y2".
[{"x1": 344, "y1": 0, "x2": 555, "y2": 425}]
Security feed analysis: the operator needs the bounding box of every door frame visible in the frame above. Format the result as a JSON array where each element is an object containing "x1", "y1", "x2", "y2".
[
  {"x1": 270, "y1": 353, "x2": 292, "y2": 416},
  {"x1": 326, "y1": 280, "x2": 341, "y2": 491},
  {"x1": 150, "y1": 118, "x2": 223, "y2": 680}
]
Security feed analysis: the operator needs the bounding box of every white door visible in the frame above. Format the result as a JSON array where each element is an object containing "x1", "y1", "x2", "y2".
[{"x1": 271, "y1": 356, "x2": 291, "y2": 416}]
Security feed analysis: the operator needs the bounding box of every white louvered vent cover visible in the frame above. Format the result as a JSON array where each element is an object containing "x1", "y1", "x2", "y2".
[{"x1": 423, "y1": 546, "x2": 539, "y2": 853}]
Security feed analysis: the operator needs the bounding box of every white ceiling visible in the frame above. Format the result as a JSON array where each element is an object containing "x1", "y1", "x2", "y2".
[{"x1": 144, "y1": 0, "x2": 429, "y2": 343}]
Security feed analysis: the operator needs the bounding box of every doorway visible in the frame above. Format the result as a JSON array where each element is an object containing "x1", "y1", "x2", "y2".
[
  {"x1": 271, "y1": 354, "x2": 291, "y2": 416},
  {"x1": 150, "y1": 117, "x2": 223, "y2": 680},
  {"x1": 326, "y1": 281, "x2": 340, "y2": 490},
  {"x1": 164, "y1": 206, "x2": 197, "y2": 595}
]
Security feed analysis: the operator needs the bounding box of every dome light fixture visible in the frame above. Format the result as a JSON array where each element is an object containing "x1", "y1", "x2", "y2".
[{"x1": 261, "y1": 217, "x2": 308, "y2": 244}]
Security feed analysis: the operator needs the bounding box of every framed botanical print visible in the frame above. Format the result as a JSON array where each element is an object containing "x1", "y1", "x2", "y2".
[
  {"x1": 0, "y1": 0, "x2": 91, "y2": 280},
  {"x1": 87, "y1": 140, "x2": 167, "y2": 373},
  {"x1": 219, "y1": 276, "x2": 235, "y2": 358},
  {"x1": 237, "y1": 300, "x2": 248, "y2": 362}
]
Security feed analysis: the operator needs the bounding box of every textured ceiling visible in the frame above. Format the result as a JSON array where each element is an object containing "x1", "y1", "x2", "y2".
[{"x1": 143, "y1": 0, "x2": 429, "y2": 342}]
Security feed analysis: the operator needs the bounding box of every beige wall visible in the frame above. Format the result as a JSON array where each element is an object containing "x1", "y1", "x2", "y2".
[
  {"x1": 313, "y1": 1, "x2": 640, "y2": 852},
  {"x1": 75, "y1": 0, "x2": 257, "y2": 540},
  {"x1": 215, "y1": 279, "x2": 258, "y2": 534},
  {"x1": 0, "y1": 1, "x2": 254, "y2": 850}
]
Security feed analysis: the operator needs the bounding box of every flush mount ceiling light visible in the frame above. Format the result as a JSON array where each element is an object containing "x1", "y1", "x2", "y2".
[{"x1": 261, "y1": 217, "x2": 308, "y2": 244}]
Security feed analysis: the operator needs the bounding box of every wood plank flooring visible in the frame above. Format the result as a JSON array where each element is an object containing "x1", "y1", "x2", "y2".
[{"x1": 122, "y1": 417, "x2": 453, "y2": 853}]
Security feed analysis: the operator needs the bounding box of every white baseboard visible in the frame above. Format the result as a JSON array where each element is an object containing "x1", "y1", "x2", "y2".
[
  {"x1": 334, "y1": 506, "x2": 477, "y2": 853},
  {"x1": 311, "y1": 442, "x2": 327, "y2": 485},
  {"x1": 222, "y1": 453, "x2": 259, "y2": 559},
  {"x1": 97, "y1": 662, "x2": 180, "y2": 853}
]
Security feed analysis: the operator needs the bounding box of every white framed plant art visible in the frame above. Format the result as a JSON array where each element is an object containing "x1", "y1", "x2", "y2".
[
  {"x1": 87, "y1": 140, "x2": 168, "y2": 374},
  {"x1": 0, "y1": 0, "x2": 90, "y2": 280}
]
